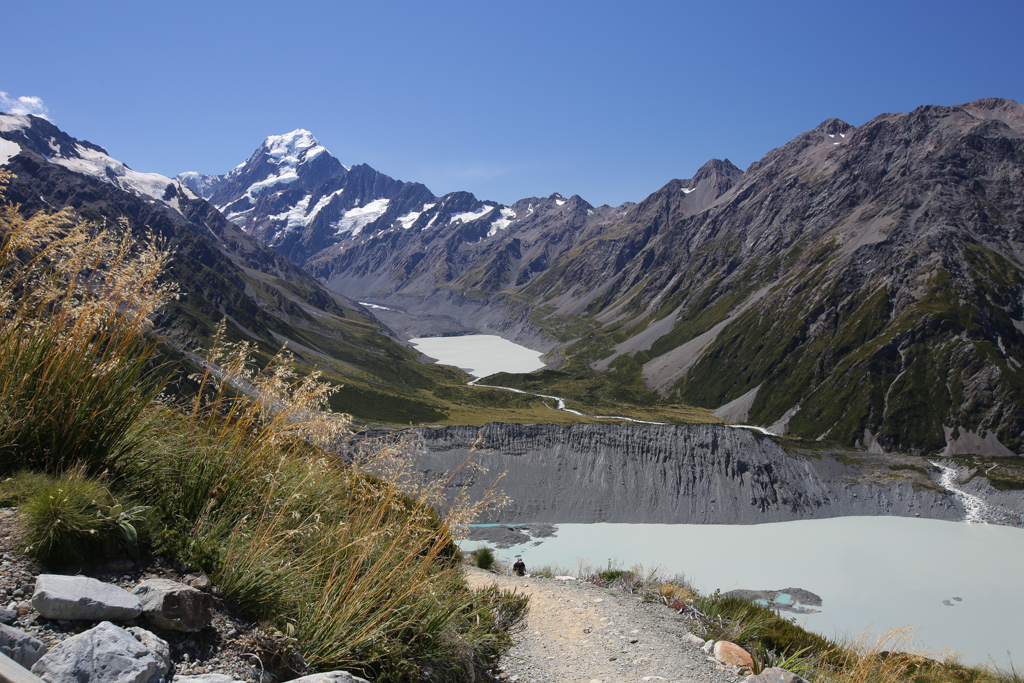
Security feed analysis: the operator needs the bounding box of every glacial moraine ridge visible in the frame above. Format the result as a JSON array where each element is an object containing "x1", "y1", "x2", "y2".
[{"x1": 407, "y1": 423, "x2": 1010, "y2": 525}]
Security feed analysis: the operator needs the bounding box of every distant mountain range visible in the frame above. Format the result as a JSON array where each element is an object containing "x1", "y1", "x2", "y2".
[
  {"x1": 5, "y1": 98, "x2": 1024, "y2": 457},
  {"x1": 0, "y1": 113, "x2": 461, "y2": 424}
]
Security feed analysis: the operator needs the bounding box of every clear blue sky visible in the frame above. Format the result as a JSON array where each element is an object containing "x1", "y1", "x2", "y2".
[{"x1": 3, "y1": 0, "x2": 1022, "y2": 207}]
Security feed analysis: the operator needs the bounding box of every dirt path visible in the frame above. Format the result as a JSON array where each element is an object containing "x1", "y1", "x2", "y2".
[{"x1": 465, "y1": 567, "x2": 743, "y2": 683}]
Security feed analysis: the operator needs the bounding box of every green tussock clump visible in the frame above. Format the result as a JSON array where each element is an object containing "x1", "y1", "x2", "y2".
[
  {"x1": 0, "y1": 170, "x2": 527, "y2": 682},
  {"x1": 16, "y1": 468, "x2": 150, "y2": 567},
  {"x1": 473, "y1": 546, "x2": 497, "y2": 570}
]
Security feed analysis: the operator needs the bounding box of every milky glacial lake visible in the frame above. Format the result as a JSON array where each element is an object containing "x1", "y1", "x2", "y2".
[
  {"x1": 466, "y1": 517, "x2": 1024, "y2": 667},
  {"x1": 409, "y1": 335, "x2": 546, "y2": 378}
]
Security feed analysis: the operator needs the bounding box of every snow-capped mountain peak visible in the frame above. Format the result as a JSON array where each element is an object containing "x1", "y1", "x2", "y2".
[
  {"x1": 261, "y1": 129, "x2": 331, "y2": 163},
  {"x1": 0, "y1": 113, "x2": 194, "y2": 211}
]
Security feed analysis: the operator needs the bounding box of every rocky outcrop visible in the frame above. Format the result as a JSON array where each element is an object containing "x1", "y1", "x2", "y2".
[
  {"x1": 132, "y1": 579, "x2": 213, "y2": 632},
  {"x1": 411, "y1": 423, "x2": 965, "y2": 524}
]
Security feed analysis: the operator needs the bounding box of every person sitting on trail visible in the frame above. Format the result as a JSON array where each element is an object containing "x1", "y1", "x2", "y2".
[{"x1": 513, "y1": 558, "x2": 526, "y2": 576}]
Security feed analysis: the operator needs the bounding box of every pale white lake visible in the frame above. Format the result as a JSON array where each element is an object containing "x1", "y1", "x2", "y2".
[
  {"x1": 466, "y1": 517, "x2": 1024, "y2": 668},
  {"x1": 409, "y1": 334, "x2": 546, "y2": 378}
]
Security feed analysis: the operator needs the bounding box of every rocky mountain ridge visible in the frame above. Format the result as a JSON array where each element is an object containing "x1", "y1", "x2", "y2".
[
  {"x1": 0, "y1": 114, "x2": 458, "y2": 424},
  {"x1": 178, "y1": 101, "x2": 1024, "y2": 457},
  {"x1": 518, "y1": 98, "x2": 1024, "y2": 456},
  {"x1": 8, "y1": 99, "x2": 1024, "y2": 457},
  {"x1": 176, "y1": 131, "x2": 743, "y2": 344}
]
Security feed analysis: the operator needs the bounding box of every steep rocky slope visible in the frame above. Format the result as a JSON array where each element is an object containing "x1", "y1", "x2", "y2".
[
  {"x1": 171, "y1": 99, "x2": 1024, "y2": 456},
  {"x1": 512, "y1": 99, "x2": 1024, "y2": 455},
  {"x1": 405, "y1": 423, "x2": 1002, "y2": 524}
]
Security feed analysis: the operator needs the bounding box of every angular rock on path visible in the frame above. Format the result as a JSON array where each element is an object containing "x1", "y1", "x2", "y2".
[
  {"x1": 745, "y1": 667, "x2": 811, "y2": 683},
  {"x1": 31, "y1": 575, "x2": 142, "y2": 621},
  {"x1": 132, "y1": 579, "x2": 213, "y2": 632},
  {"x1": 714, "y1": 640, "x2": 754, "y2": 670},
  {"x1": 682, "y1": 631, "x2": 706, "y2": 647},
  {"x1": 0, "y1": 622, "x2": 46, "y2": 668},
  {"x1": 31, "y1": 621, "x2": 164, "y2": 683}
]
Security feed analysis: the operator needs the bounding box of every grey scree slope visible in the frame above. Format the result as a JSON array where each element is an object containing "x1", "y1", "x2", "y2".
[{"x1": 411, "y1": 423, "x2": 962, "y2": 524}]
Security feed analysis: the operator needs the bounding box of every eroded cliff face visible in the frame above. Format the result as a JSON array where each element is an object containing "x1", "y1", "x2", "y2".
[{"x1": 410, "y1": 423, "x2": 964, "y2": 524}]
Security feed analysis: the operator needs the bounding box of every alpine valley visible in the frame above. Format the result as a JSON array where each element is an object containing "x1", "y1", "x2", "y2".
[{"x1": 4, "y1": 98, "x2": 1024, "y2": 526}]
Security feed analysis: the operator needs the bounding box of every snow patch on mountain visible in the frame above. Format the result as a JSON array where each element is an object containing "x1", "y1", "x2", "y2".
[
  {"x1": 487, "y1": 207, "x2": 516, "y2": 237},
  {"x1": 450, "y1": 205, "x2": 495, "y2": 225},
  {"x1": 397, "y1": 210, "x2": 422, "y2": 229},
  {"x1": 176, "y1": 171, "x2": 225, "y2": 198},
  {"x1": 333, "y1": 198, "x2": 389, "y2": 236},
  {"x1": 0, "y1": 138, "x2": 20, "y2": 165},
  {"x1": 247, "y1": 168, "x2": 300, "y2": 197},
  {"x1": 0, "y1": 115, "x2": 30, "y2": 133},
  {"x1": 268, "y1": 194, "x2": 313, "y2": 240},
  {"x1": 50, "y1": 143, "x2": 175, "y2": 203}
]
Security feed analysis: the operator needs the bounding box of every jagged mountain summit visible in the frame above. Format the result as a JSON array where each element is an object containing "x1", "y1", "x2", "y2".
[
  {"x1": 9, "y1": 97, "x2": 1021, "y2": 457},
  {"x1": 192, "y1": 100, "x2": 1024, "y2": 457},
  {"x1": 177, "y1": 133, "x2": 742, "y2": 341},
  {"x1": 177, "y1": 129, "x2": 495, "y2": 266},
  {"x1": 0, "y1": 113, "x2": 456, "y2": 423},
  {"x1": 513, "y1": 98, "x2": 1024, "y2": 455}
]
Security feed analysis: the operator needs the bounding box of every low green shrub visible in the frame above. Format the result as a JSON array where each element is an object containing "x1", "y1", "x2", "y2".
[
  {"x1": 473, "y1": 546, "x2": 496, "y2": 570},
  {"x1": 0, "y1": 470, "x2": 52, "y2": 506},
  {"x1": 692, "y1": 592, "x2": 840, "y2": 666},
  {"x1": 21, "y1": 469, "x2": 114, "y2": 566}
]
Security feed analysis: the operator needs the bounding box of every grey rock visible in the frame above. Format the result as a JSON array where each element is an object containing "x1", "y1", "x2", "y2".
[
  {"x1": 175, "y1": 676, "x2": 243, "y2": 683},
  {"x1": 288, "y1": 672, "x2": 371, "y2": 683},
  {"x1": 32, "y1": 575, "x2": 142, "y2": 621},
  {"x1": 127, "y1": 627, "x2": 170, "y2": 676},
  {"x1": 183, "y1": 572, "x2": 211, "y2": 591},
  {"x1": 31, "y1": 621, "x2": 163, "y2": 683},
  {"x1": 681, "y1": 632, "x2": 705, "y2": 647},
  {"x1": 131, "y1": 579, "x2": 212, "y2": 632},
  {"x1": 0, "y1": 622, "x2": 47, "y2": 668},
  {"x1": 701, "y1": 639, "x2": 715, "y2": 654},
  {"x1": 745, "y1": 667, "x2": 810, "y2": 683},
  {"x1": 0, "y1": 608, "x2": 17, "y2": 624}
]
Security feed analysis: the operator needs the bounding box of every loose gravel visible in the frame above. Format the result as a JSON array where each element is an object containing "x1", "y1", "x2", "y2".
[{"x1": 465, "y1": 567, "x2": 745, "y2": 683}]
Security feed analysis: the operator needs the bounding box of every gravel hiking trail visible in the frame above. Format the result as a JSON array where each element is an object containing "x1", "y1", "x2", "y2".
[{"x1": 465, "y1": 567, "x2": 742, "y2": 683}]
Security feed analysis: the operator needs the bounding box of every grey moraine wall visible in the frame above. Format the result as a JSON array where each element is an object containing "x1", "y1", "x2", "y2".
[{"x1": 407, "y1": 423, "x2": 965, "y2": 524}]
